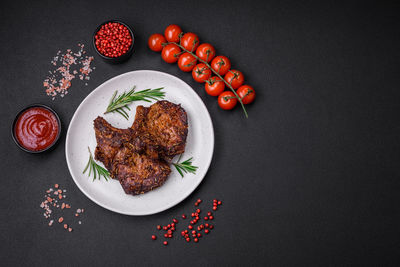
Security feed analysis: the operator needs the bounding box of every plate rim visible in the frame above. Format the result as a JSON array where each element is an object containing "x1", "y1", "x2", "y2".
[{"x1": 65, "y1": 70, "x2": 214, "y2": 216}]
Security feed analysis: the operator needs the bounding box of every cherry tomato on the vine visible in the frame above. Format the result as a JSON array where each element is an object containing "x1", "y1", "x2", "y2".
[
  {"x1": 161, "y1": 44, "x2": 181, "y2": 63},
  {"x1": 210, "y1": 56, "x2": 231, "y2": 76},
  {"x1": 205, "y1": 76, "x2": 225, "y2": 96},
  {"x1": 196, "y1": 43, "x2": 216, "y2": 63},
  {"x1": 181, "y1": 33, "x2": 200, "y2": 52},
  {"x1": 224, "y1": 70, "x2": 244, "y2": 89},
  {"x1": 164, "y1": 25, "x2": 182, "y2": 43},
  {"x1": 178, "y1": 52, "x2": 197, "y2": 72},
  {"x1": 237, "y1": 85, "x2": 256, "y2": 104},
  {"x1": 148, "y1": 33, "x2": 166, "y2": 52},
  {"x1": 218, "y1": 91, "x2": 238, "y2": 110},
  {"x1": 192, "y1": 63, "x2": 211, "y2": 83}
]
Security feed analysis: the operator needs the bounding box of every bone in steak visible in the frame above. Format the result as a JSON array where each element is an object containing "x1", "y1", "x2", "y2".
[
  {"x1": 93, "y1": 100, "x2": 188, "y2": 195},
  {"x1": 132, "y1": 100, "x2": 188, "y2": 161}
]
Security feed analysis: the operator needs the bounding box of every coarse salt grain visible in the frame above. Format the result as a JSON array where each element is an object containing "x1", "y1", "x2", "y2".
[
  {"x1": 43, "y1": 44, "x2": 95, "y2": 100},
  {"x1": 40, "y1": 184, "x2": 85, "y2": 232}
]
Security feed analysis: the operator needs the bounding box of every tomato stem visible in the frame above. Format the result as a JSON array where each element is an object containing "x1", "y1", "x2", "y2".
[{"x1": 167, "y1": 42, "x2": 248, "y2": 118}]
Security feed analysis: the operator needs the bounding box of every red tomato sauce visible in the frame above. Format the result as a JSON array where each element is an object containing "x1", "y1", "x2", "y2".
[{"x1": 15, "y1": 107, "x2": 59, "y2": 151}]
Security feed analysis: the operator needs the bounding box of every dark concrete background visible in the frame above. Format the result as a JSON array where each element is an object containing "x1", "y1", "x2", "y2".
[{"x1": 0, "y1": 0, "x2": 399, "y2": 266}]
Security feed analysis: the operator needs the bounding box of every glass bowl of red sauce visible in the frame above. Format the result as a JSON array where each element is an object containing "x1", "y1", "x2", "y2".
[
  {"x1": 12, "y1": 104, "x2": 61, "y2": 153},
  {"x1": 93, "y1": 20, "x2": 135, "y2": 63}
]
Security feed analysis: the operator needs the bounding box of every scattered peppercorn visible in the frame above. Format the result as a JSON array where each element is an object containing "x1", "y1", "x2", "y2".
[{"x1": 151, "y1": 198, "x2": 222, "y2": 246}]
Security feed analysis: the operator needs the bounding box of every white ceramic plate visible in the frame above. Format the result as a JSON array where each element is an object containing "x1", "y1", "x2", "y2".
[{"x1": 65, "y1": 70, "x2": 214, "y2": 215}]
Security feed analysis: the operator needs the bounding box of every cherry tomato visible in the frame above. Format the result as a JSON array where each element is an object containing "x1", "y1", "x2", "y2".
[
  {"x1": 218, "y1": 91, "x2": 238, "y2": 110},
  {"x1": 224, "y1": 70, "x2": 244, "y2": 89},
  {"x1": 164, "y1": 25, "x2": 182, "y2": 43},
  {"x1": 181, "y1": 33, "x2": 200, "y2": 52},
  {"x1": 237, "y1": 85, "x2": 256, "y2": 104},
  {"x1": 161, "y1": 44, "x2": 181, "y2": 63},
  {"x1": 148, "y1": 33, "x2": 166, "y2": 52},
  {"x1": 210, "y1": 56, "x2": 231, "y2": 76},
  {"x1": 196, "y1": 43, "x2": 216, "y2": 63},
  {"x1": 192, "y1": 63, "x2": 211, "y2": 83},
  {"x1": 205, "y1": 76, "x2": 225, "y2": 96},
  {"x1": 178, "y1": 52, "x2": 197, "y2": 72}
]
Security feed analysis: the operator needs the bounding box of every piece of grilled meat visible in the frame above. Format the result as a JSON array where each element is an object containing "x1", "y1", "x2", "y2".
[
  {"x1": 93, "y1": 100, "x2": 188, "y2": 195},
  {"x1": 131, "y1": 100, "x2": 188, "y2": 161},
  {"x1": 94, "y1": 117, "x2": 134, "y2": 171},
  {"x1": 111, "y1": 145, "x2": 171, "y2": 195},
  {"x1": 94, "y1": 116, "x2": 171, "y2": 194}
]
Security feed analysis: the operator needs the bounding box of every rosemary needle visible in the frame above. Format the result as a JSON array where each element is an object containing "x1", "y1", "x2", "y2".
[
  {"x1": 104, "y1": 86, "x2": 165, "y2": 119},
  {"x1": 172, "y1": 156, "x2": 198, "y2": 178},
  {"x1": 83, "y1": 147, "x2": 110, "y2": 181}
]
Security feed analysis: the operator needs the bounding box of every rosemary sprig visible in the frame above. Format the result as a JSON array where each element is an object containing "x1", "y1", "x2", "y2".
[
  {"x1": 83, "y1": 147, "x2": 110, "y2": 181},
  {"x1": 104, "y1": 86, "x2": 165, "y2": 119},
  {"x1": 172, "y1": 156, "x2": 198, "y2": 178}
]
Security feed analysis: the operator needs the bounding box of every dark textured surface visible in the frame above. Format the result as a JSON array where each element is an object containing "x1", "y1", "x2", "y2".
[{"x1": 0, "y1": 0, "x2": 399, "y2": 266}]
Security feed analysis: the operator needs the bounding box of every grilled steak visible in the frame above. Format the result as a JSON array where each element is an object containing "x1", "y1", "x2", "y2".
[
  {"x1": 111, "y1": 145, "x2": 171, "y2": 195},
  {"x1": 132, "y1": 100, "x2": 188, "y2": 161},
  {"x1": 93, "y1": 100, "x2": 188, "y2": 195},
  {"x1": 94, "y1": 117, "x2": 134, "y2": 171}
]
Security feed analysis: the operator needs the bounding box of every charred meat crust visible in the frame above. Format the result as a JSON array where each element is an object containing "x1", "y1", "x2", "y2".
[
  {"x1": 132, "y1": 100, "x2": 188, "y2": 161},
  {"x1": 112, "y1": 146, "x2": 171, "y2": 195},
  {"x1": 94, "y1": 117, "x2": 134, "y2": 171}
]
